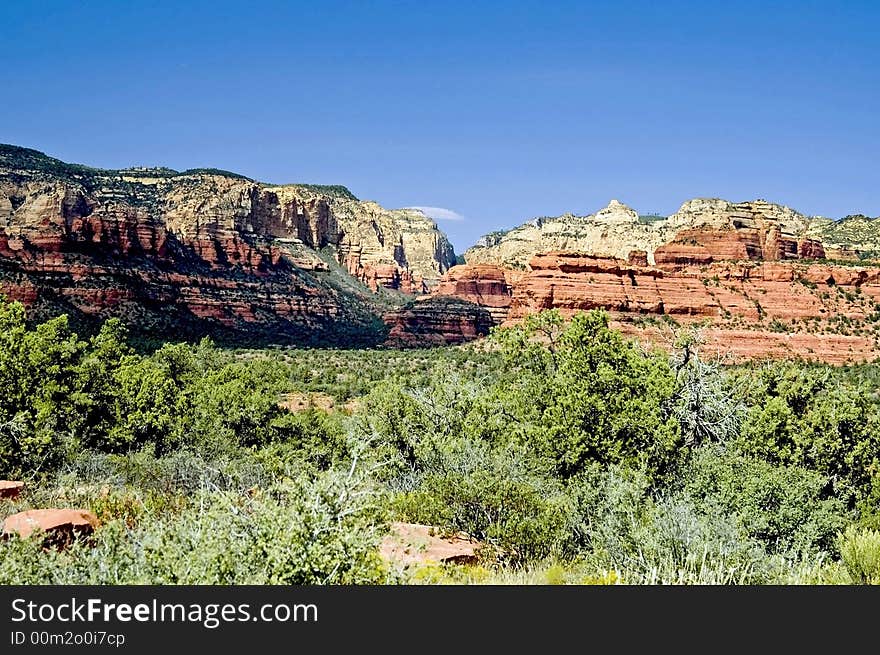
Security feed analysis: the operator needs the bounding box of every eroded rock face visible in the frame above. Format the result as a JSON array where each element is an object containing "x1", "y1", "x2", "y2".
[
  {"x1": 433, "y1": 264, "x2": 512, "y2": 323},
  {"x1": 2, "y1": 509, "x2": 100, "y2": 547},
  {"x1": 433, "y1": 250, "x2": 880, "y2": 363},
  {"x1": 384, "y1": 297, "x2": 495, "y2": 346},
  {"x1": 0, "y1": 145, "x2": 457, "y2": 344}
]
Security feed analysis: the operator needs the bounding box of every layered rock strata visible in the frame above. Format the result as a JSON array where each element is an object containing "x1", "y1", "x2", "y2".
[
  {"x1": 432, "y1": 264, "x2": 512, "y2": 323},
  {"x1": 466, "y1": 197, "x2": 877, "y2": 267},
  {"x1": 433, "y1": 252, "x2": 880, "y2": 363},
  {"x1": 384, "y1": 297, "x2": 495, "y2": 346},
  {"x1": 0, "y1": 145, "x2": 457, "y2": 344}
]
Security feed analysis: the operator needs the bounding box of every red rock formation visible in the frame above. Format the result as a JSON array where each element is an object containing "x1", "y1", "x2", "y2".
[
  {"x1": 384, "y1": 297, "x2": 495, "y2": 346},
  {"x1": 798, "y1": 238, "x2": 826, "y2": 260},
  {"x1": 433, "y1": 264, "x2": 511, "y2": 323},
  {"x1": 342, "y1": 255, "x2": 426, "y2": 293},
  {"x1": 510, "y1": 252, "x2": 880, "y2": 320},
  {"x1": 616, "y1": 324, "x2": 877, "y2": 366},
  {"x1": 653, "y1": 225, "x2": 819, "y2": 267},
  {"x1": 0, "y1": 145, "x2": 460, "y2": 345},
  {"x1": 824, "y1": 247, "x2": 860, "y2": 261},
  {"x1": 0, "y1": 194, "x2": 389, "y2": 345},
  {"x1": 628, "y1": 250, "x2": 649, "y2": 267},
  {"x1": 432, "y1": 249, "x2": 880, "y2": 363},
  {"x1": 2, "y1": 509, "x2": 100, "y2": 547}
]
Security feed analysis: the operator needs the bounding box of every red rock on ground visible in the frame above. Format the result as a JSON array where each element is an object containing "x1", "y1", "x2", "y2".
[
  {"x1": 380, "y1": 522, "x2": 483, "y2": 566},
  {"x1": 2, "y1": 509, "x2": 100, "y2": 547},
  {"x1": 0, "y1": 481, "x2": 24, "y2": 500}
]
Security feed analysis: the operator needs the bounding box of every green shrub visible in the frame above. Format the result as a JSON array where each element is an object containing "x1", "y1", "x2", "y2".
[
  {"x1": 0, "y1": 466, "x2": 388, "y2": 584},
  {"x1": 491, "y1": 310, "x2": 681, "y2": 481},
  {"x1": 683, "y1": 446, "x2": 847, "y2": 555},
  {"x1": 836, "y1": 526, "x2": 880, "y2": 584}
]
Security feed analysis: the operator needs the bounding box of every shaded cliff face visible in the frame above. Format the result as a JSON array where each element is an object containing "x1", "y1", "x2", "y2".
[
  {"x1": 0, "y1": 144, "x2": 455, "y2": 345},
  {"x1": 465, "y1": 197, "x2": 875, "y2": 267}
]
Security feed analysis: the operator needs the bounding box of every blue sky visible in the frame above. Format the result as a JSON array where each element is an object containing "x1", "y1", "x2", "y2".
[{"x1": 1, "y1": 1, "x2": 877, "y2": 252}]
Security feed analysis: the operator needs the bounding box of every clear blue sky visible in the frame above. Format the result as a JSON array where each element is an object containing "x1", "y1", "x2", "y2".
[{"x1": 1, "y1": 1, "x2": 877, "y2": 252}]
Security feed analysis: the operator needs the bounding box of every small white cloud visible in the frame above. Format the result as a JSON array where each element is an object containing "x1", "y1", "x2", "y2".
[{"x1": 406, "y1": 206, "x2": 465, "y2": 221}]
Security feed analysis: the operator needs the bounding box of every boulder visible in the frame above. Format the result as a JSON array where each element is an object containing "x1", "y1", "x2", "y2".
[
  {"x1": 380, "y1": 522, "x2": 483, "y2": 566},
  {"x1": 2, "y1": 509, "x2": 100, "y2": 547}
]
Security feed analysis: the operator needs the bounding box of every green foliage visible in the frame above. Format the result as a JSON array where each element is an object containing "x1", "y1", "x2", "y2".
[
  {"x1": 491, "y1": 310, "x2": 681, "y2": 480},
  {"x1": 836, "y1": 526, "x2": 880, "y2": 584},
  {"x1": 259, "y1": 409, "x2": 349, "y2": 473},
  {"x1": 0, "y1": 303, "x2": 84, "y2": 475},
  {"x1": 735, "y1": 363, "x2": 880, "y2": 506},
  {"x1": 268, "y1": 183, "x2": 357, "y2": 200},
  {"x1": 682, "y1": 447, "x2": 847, "y2": 555},
  {"x1": 179, "y1": 167, "x2": 252, "y2": 180},
  {"x1": 2, "y1": 299, "x2": 878, "y2": 584},
  {"x1": 0, "y1": 468, "x2": 389, "y2": 585}
]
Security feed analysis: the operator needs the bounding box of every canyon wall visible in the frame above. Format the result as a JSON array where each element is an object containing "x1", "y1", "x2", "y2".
[
  {"x1": 432, "y1": 253, "x2": 880, "y2": 363},
  {"x1": 0, "y1": 145, "x2": 457, "y2": 344}
]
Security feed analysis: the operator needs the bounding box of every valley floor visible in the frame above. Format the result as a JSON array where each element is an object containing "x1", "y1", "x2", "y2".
[{"x1": 2, "y1": 302, "x2": 879, "y2": 585}]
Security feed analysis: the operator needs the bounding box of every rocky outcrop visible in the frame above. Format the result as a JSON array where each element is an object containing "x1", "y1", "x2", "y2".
[
  {"x1": 654, "y1": 229, "x2": 826, "y2": 266},
  {"x1": 380, "y1": 522, "x2": 483, "y2": 566},
  {"x1": 433, "y1": 249, "x2": 880, "y2": 363},
  {"x1": 466, "y1": 197, "x2": 873, "y2": 268},
  {"x1": 628, "y1": 250, "x2": 649, "y2": 267},
  {"x1": 433, "y1": 264, "x2": 512, "y2": 323},
  {"x1": 0, "y1": 481, "x2": 24, "y2": 500},
  {"x1": 507, "y1": 253, "x2": 880, "y2": 362},
  {"x1": 332, "y1": 203, "x2": 455, "y2": 290},
  {"x1": 466, "y1": 199, "x2": 669, "y2": 268},
  {"x1": 507, "y1": 252, "x2": 880, "y2": 320},
  {"x1": 2, "y1": 509, "x2": 100, "y2": 547},
  {"x1": 0, "y1": 144, "x2": 458, "y2": 344},
  {"x1": 384, "y1": 297, "x2": 495, "y2": 346},
  {"x1": 0, "y1": 146, "x2": 454, "y2": 286}
]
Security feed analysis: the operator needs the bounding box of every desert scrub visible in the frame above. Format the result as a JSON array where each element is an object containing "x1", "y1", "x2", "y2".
[
  {"x1": 0, "y1": 465, "x2": 390, "y2": 585},
  {"x1": 836, "y1": 526, "x2": 880, "y2": 584}
]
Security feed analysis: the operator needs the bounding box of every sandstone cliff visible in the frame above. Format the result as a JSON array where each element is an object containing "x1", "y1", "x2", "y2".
[
  {"x1": 465, "y1": 197, "x2": 873, "y2": 268},
  {"x1": 0, "y1": 144, "x2": 456, "y2": 344},
  {"x1": 434, "y1": 253, "x2": 880, "y2": 363},
  {"x1": 432, "y1": 264, "x2": 512, "y2": 324}
]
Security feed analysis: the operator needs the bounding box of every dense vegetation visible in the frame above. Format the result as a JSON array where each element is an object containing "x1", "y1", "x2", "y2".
[{"x1": 1, "y1": 299, "x2": 879, "y2": 584}]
